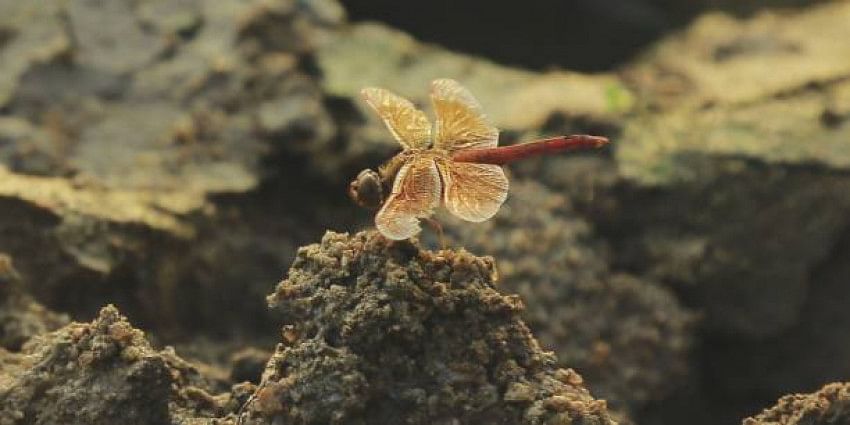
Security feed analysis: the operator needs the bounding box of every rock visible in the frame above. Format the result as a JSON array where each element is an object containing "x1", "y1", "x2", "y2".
[
  {"x1": 0, "y1": 0, "x2": 350, "y2": 337},
  {"x1": 242, "y1": 231, "x2": 616, "y2": 425},
  {"x1": 0, "y1": 2, "x2": 70, "y2": 108},
  {"x1": 317, "y1": 23, "x2": 633, "y2": 131},
  {"x1": 568, "y1": 3, "x2": 850, "y2": 421},
  {"x1": 0, "y1": 163, "x2": 207, "y2": 322},
  {"x1": 230, "y1": 347, "x2": 273, "y2": 384},
  {"x1": 338, "y1": 0, "x2": 826, "y2": 73},
  {"x1": 619, "y1": 82, "x2": 850, "y2": 185},
  {"x1": 0, "y1": 254, "x2": 68, "y2": 350},
  {"x1": 625, "y1": 2, "x2": 850, "y2": 109},
  {"x1": 67, "y1": 0, "x2": 168, "y2": 75},
  {"x1": 439, "y1": 179, "x2": 695, "y2": 420},
  {"x1": 743, "y1": 382, "x2": 850, "y2": 425},
  {"x1": 703, "y1": 231, "x2": 850, "y2": 416},
  {"x1": 604, "y1": 1, "x2": 850, "y2": 339},
  {"x1": 0, "y1": 348, "x2": 26, "y2": 398},
  {"x1": 0, "y1": 305, "x2": 233, "y2": 425},
  {"x1": 0, "y1": 117, "x2": 74, "y2": 176}
]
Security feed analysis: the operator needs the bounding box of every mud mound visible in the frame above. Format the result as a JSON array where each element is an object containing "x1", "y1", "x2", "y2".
[{"x1": 243, "y1": 230, "x2": 615, "y2": 425}]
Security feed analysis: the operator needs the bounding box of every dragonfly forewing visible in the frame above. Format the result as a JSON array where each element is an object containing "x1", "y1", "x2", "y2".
[
  {"x1": 430, "y1": 79, "x2": 499, "y2": 152},
  {"x1": 361, "y1": 87, "x2": 432, "y2": 150}
]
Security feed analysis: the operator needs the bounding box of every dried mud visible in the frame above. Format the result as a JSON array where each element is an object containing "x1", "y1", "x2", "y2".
[
  {"x1": 245, "y1": 231, "x2": 614, "y2": 425},
  {"x1": 743, "y1": 382, "x2": 850, "y2": 425},
  {"x1": 0, "y1": 305, "x2": 237, "y2": 425}
]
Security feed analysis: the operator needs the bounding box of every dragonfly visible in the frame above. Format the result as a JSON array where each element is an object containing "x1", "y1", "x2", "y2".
[{"x1": 349, "y1": 78, "x2": 609, "y2": 240}]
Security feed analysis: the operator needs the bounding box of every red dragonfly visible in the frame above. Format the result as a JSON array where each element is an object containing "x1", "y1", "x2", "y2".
[{"x1": 349, "y1": 78, "x2": 609, "y2": 240}]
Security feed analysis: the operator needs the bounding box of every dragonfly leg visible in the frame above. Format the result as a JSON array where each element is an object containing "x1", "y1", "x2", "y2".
[{"x1": 422, "y1": 217, "x2": 447, "y2": 250}]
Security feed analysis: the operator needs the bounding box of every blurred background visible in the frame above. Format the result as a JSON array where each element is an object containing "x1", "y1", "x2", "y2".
[{"x1": 1, "y1": 0, "x2": 849, "y2": 424}]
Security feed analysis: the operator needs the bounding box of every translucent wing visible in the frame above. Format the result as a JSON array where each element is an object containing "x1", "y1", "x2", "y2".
[
  {"x1": 438, "y1": 161, "x2": 508, "y2": 222},
  {"x1": 431, "y1": 79, "x2": 499, "y2": 151},
  {"x1": 361, "y1": 87, "x2": 432, "y2": 150},
  {"x1": 375, "y1": 155, "x2": 442, "y2": 240}
]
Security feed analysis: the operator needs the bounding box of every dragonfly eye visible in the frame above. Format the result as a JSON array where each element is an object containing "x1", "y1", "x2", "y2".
[{"x1": 349, "y1": 169, "x2": 384, "y2": 210}]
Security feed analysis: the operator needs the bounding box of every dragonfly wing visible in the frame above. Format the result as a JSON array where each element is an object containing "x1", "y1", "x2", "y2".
[
  {"x1": 431, "y1": 79, "x2": 499, "y2": 151},
  {"x1": 375, "y1": 156, "x2": 442, "y2": 240},
  {"x1": 361, "y1": 87, "x2": 432, "y2": 150},
  {"x1": 438, "y1": 161, "x2": 508, "y2": 222}
]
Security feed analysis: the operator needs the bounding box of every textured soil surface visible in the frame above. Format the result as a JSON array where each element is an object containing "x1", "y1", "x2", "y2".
[
  {"x1": 1, "y1": 0, "x2": 849, "y2": 424},
  {"x1": 743, "y1": 383, "x2": 850, "y2": 425},
  {"x1": 0, "y1": 304, "x2": 239, "y2": 425},
  {"x1": 246, "y1": 231, "x2": 614, "y2": 425}
]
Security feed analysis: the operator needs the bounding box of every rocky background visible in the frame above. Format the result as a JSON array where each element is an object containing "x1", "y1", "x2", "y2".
[{"x1": 1, "y1": 0, "x2": 849, "y2": 424}]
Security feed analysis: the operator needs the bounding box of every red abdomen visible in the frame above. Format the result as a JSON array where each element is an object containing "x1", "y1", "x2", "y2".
[{"x1": 451, "y1": 135, "x2": 609, "y2": 165}]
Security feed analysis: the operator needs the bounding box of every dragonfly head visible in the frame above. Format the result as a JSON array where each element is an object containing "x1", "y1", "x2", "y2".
[{"x1": 349, "y1": 168, "x2": 384, "y2": 210}]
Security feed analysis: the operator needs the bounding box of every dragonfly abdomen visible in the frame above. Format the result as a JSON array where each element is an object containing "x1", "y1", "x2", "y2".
[{"x1": 451, "y1": 135, "x2": 609, "y2": 165}]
